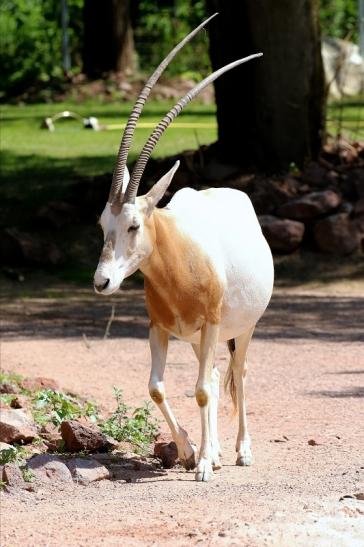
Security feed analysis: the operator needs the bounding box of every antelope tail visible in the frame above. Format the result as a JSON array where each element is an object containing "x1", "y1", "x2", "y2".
[{"x1": 225, "y1": 338, "x2": 237, "y2": 413}]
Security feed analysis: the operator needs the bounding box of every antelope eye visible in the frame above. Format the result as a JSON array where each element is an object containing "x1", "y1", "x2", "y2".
[{"x1": 128, "y1": 224, "x2": 140, "y2": 233}]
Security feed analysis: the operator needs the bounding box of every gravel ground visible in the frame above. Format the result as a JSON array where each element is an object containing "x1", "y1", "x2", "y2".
[{"x1": 1, "y1": 279, "x2": 363, "y2": 546}]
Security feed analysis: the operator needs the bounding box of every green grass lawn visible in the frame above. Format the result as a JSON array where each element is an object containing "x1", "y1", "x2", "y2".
[
  {"x1": 0, "y1": 99, "x2": 217, "y2": 202},
  {"x1": 326, "y1": 98, "x2": 364, "y2": 140},
  {"x1": 1, "y1": 96, "x2": 362, "y2": 188},
  {"x1": 0, "y1": 96, "x2": 362, "y2": 211}
]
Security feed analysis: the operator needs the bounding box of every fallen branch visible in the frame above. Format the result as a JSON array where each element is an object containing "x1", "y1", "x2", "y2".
[{"x1": 103, "y1": 304, "x2": 116, "y2": 340}]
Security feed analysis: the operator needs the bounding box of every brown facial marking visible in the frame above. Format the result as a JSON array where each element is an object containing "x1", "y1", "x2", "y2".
[
  {"x1": 110, "y1": 202, "x2": 122, "y2": 216},
  {"x1": 141, "y1": 210, "x2": 223, "y2": 334},
  {"x1": 150, "y1": 389, "x2": 164, "y2": 404},
  {"x1": 101, "y1": 230, "x2": 116, "y2": 262},
  {"x1": 196, "y1": 389, "x2": 208, "y2": 407}
]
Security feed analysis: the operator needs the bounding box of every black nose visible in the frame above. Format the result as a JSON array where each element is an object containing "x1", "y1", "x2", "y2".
[{"x1": 95, "y1": 278, "x2": 110, "y2": 292}]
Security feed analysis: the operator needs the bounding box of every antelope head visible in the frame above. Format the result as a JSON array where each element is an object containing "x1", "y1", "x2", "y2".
[
  {"x1": 94, "y1": 161, "x2": 180, "y2": 294},
  {"x1": 94, "y1": 14, "x2": 262, "y2": 295}
]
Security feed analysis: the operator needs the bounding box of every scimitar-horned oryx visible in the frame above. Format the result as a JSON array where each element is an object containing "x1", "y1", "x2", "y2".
[{"x1": 94, "y1": 14, "x2": 274, "y2": 482}]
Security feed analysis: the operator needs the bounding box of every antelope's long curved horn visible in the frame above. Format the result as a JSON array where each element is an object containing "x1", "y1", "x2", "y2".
[
  {"x1": 108, "y1": 12, "x2": 219, "y2": 203},
  {"x1": 124, "y1": 53, "x2": 263, "y2": 204}
]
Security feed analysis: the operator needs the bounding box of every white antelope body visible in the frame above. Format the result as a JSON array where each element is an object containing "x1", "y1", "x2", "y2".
[{"x1": 94, "y1": 15, "x2": 274, "y2": 481}]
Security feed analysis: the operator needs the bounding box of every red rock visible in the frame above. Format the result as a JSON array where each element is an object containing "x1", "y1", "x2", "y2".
[
  {"x1": 302, "y1": 161, "x2": 328, "y2": 187},
  {"x1": 0, "y1": 409, "x2": 37, "y2": 444},
  {"x1": 277, "y1": 191, "x2": 341, "y2": 220},
  {"x1": 60, "y1": 420, "x2": 115, "y2": 453},
  {"x1": 27, "y1": 454, "x2": 72, "y2": 483},
  {"x1": 10, "y1": 395, "x2": 28, "y2": 410},
  {"x1": 154, "y1": 441, "x2": 178, "y2": 469},
  {"x1": 66, "y1": 458, "x2": 110, "y2": 484},
  {"x1": 39, "y1": 423, "x2": 63, "y2": 452},
  {"x1": 21, "y1": 377, "x2": 59, "y2": 392},
  {"x1": 249, "y1": 178, "x2": 300, "y2": 215},
  {"x1": 0, "y1": 383, "x2": 19, "y2": 395},
  {"x1": 353, "y1": 169, "x2": 364, "y2": 198},
  {"x1": 2, "y1": 463, "x2": 26, "y2": 488},
  {"x1": 259, "y1": 215, "x2": 305, "y2": 253},
  {"x1": 354, "y1": 198, "x2": 364, "y2": 216},
  {"x1": 314, "y1": 213, "x2": 360, "y2": 255},
  {"x1": 308, "y1": 439, "x2": 321, "y2": 446}
]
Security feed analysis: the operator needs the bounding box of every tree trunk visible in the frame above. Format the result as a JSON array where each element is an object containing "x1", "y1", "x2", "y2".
[
  {"x1": 206, "y1": 0, "x2": 325, "y2": 170},
  {"x1": 83, "y1": 0, "x2": 135, "y2": 78}
]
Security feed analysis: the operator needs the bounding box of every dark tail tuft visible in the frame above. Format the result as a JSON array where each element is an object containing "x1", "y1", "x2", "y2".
[{"x1": 225, "y1": 339, "x2": 237, "y2": 413}]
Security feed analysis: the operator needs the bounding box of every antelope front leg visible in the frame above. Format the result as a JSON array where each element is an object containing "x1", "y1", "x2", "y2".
[
  {"x1": 149, "y1": 324, "x2": 197, "y2": 470},
  {"x1": 195, "y1": 323, "x2": 219, "y2": 482}
]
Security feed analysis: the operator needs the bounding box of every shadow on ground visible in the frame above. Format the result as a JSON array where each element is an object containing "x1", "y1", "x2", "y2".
[
  {"x1": 1, "y1": 274, "x2": 363, "y2": 343},
  {"x1": 308, "y1": 386, "x2": 364, "y2": 398}
]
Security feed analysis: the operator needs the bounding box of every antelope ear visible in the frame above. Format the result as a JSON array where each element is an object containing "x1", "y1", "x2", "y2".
[{"x1": 143, "y1": 161, "x2": 180, "y2": 215}]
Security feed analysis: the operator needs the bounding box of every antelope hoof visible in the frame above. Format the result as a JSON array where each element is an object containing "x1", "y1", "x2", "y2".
[
  {"x1": 180, "y1": 452, "x2": 196, "y2": 471},
  {"x1": 195, "y1": 458, "x2": 214, "y2": 482},
  {"x1": 212, "y1": 458, "x2": 222, "y2": 471},
  {"x1": 179, "y1": 440, "x2": 197, "y2": 470},
  {"x1": 236, "y1": 451, "x2": 253, "y2": 467},
  {"x1": 211, "y1": 447, "x2": 222, "y2": 470}
]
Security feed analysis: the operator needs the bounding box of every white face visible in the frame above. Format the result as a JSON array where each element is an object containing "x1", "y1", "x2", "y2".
[
  {"x1": 94, "y1": 199, "x2": 152, "y2": 295},
  {"x1": 93, "y1": 161, "x2": 180, "y2": 295}
]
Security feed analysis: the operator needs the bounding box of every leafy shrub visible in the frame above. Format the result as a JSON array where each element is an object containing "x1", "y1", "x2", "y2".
[
  {"x1": 0, "y1": 444, "x2": 28, "y2": 465},
  {"x1": 0, "y1": 0, "x2": 83, "y2": 97},
  {"x1": 99, "y1": 388, "x2": 158, "y2": 453},
  {"x1": 0, "y1": 370, "x2": 23, "y2": 386},
  {"x1": 0, "y1": 393, "x2": 16, "y2": 406},
  {"x1": 0, "y1": 445, "x2": 18, "y2": 465},
  {"x1": 134, "y1": 0, "x2": 211, "y2": 80},
  {"x1": 320, "y1": 0, "x2": 358, "y2": 42},
  {"x1": 32, "y1": 389, "x2": 98, "y2": 427}
]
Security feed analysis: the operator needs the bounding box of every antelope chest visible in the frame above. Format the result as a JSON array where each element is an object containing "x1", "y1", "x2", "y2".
[{"x1": 142, "y1": 210, "x2": 224, "y2": 337}]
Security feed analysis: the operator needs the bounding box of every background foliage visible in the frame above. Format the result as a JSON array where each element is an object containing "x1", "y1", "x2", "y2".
[
  {"x1": 134, "y1": 0, "x2": 210, "y2": 79},
  {"x1": 0, "y1": 0, "x2": 360, "y2": 98},
  {"x1": 320, "y1": 0, "x2": 358, "y2": 41},
  {"x1": 0, "y1": 0, "x2": 83, "y2": 97}
]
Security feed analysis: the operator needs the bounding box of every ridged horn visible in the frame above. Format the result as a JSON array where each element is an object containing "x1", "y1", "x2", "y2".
[
  {"x1": 124, "y1": 53, "x2": 263, "y2": 204},
  {"x1": 108, "y1": 12, "x2": 219, "y2": 203}
]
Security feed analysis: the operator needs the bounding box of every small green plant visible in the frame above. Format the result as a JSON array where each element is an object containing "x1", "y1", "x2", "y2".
[
  {"x1": 0, "y1": 393, "x2": 17, "y2": 406},
  {"x1": 99, "y1": 388, "x2": 158, "y2": 453},
  {"x1": 32, "y1": 389, "x2": 98, "y2": 427},
  {"x1": 0, "y1": 446, "x2": 18, "y2": 465},
  {"x1": 0, "y1": 444, "x2": 28, "y2": 465},
  {"x1": 0, "y1": 370, "x2": 23, "y2": 387},
  {"x1": 21, "y1": 467, "x2": 34, "y2": 483},
  {"x1": 0, "y1": 480, "x2": 7, "y2": 490}
]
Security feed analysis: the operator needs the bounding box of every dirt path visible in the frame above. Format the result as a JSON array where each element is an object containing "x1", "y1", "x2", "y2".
[{"x1": 1, "y1": 281, "x2": 364, "y2": 546}]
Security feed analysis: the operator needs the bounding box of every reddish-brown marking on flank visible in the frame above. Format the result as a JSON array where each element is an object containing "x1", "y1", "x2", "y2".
[{"x1": 141, "y1": 210, "x2": 223, "y2": 334}]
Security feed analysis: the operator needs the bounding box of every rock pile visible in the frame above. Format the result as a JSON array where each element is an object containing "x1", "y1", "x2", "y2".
[
  {"x1": 0, "y1": 374, "x2": 170, "y2": 492},
  {"x1": 1, "y1": 139, "x2": 362, "y2": 269},
  {"x1": 142, "y1": 140, "x2": 364, "y2": 256}
]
